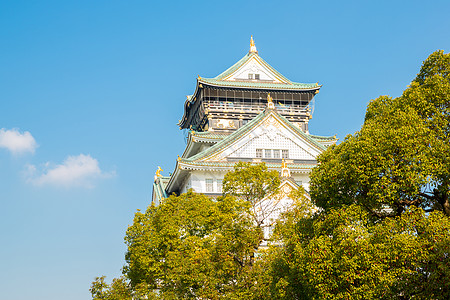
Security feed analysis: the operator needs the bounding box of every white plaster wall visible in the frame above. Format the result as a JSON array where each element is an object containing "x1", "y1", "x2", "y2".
[
  {"x1": 228, "y1": 131, "x2": 316, "y2": 160},
  {"x1": 229, "y1": 58, "x2": 281, "y2": 82},
  {"x1": 292, "y1": 174, "x2": 311, "y2": 191},
  {"x1": 217, "y1": 117, "x2": 321, "y2": 161},
  {"x1": 182, "y1": 170, "x2": 228, "y2": 194}
]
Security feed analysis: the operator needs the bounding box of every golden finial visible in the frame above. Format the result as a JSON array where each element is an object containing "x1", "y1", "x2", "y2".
[
  {"x1": 281, "y1": 159, "x2": 291, "y2": 177},
  {"x1": 177, "y1": 155, "x2": 181, "y2": 161},
  {"x1": 267, "y1": 93, "x2": 275, "y2": 109},
  {"x1": 249, "y1": 35, "x2": 257, "y2": 53},
  {"x1": 156, "y1": 166, "x2": 163, "y2": 177},
  {"x1": 197, "y1": 75, "x2": 202, "y2": 80}
]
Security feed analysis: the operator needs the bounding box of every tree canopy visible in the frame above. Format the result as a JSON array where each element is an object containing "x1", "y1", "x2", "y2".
[
  {"x1": 91, "y1": 163, "x2": 285, "y2": 299},
  {"x1": 310, "y1": 50, "x2": 450, "y2": 218}
]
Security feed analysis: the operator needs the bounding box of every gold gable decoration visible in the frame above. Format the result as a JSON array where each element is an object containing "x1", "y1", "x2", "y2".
[
  {"x1": 267, "y1": 93, "x2": 275, "y2": 109},
  {"x1": 281, "y1": 159, "x2": 291, "y2": 177}
]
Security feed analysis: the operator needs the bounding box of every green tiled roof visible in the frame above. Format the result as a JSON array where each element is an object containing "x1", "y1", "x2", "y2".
[
  {"x1": 191, "y1": 131, "x2": 230, "y2": 140},
  {"x1": 181, "y1": 108, "x2": 326, "y2": 164},
  {"x1": 199, "y1": 52, "x2": 320, "y2": 91},
  {"x1": 180, "y1": 160, "x2": 317, "y2": 170},
  {"x1": 152, "y1": 176, "x2": 170, "y2": 205},
  {"x1": 309, "y1": 134, "x2": 338, "y2": 142},
  {"x1": 215, "y1": 52, "x2": 293, "y2": 82},
  {"x1": 200, "y1": 78, "x2": 319, "y2": 90},
  {"x1": 183, "y1": 111, "x2": 267, "y2": 162}
]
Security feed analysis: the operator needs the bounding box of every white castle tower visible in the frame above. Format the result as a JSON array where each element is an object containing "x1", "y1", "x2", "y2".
[{"x1": 152, "y1": 37, "x2": 337, "y2": 237}]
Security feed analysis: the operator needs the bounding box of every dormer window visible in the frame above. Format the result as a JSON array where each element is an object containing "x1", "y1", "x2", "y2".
[{"x1": 248, "y1": 73, "x2": 260, "y2": 80}]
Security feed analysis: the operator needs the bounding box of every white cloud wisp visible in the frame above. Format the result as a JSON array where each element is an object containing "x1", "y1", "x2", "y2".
[
  {"x1": 0, "y1": 128, "x2": 37, "y2": 155},
  {"x1": 26, "y1": 154, "x2": 115, "y2": 188}
]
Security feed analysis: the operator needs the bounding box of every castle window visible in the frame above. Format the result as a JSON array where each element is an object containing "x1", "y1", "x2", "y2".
[
  {"x1": 282, "y1": 149, "x2": 289, "y2": 159},
  {"x1": 256, "y1": 149, "x2": 263, "y2": 158},
  {"x1": 273, "y1": 149, "x2": 280, "y2": 158},
  {"x1": 206, "y1": 179, "x2": 214, "y2": 192},
  {"x1": 255, "y1": 74, "x2": 260, "y2": 80},
  {"x1": 265, "y1": 149, "x2": 272, "y2": 158},
  {"x1": 217, "y1": 179, "x2": 223, "y2": 193},
  {"x1": 248, "y1": 73, "x2": 253, "y2": 80}
]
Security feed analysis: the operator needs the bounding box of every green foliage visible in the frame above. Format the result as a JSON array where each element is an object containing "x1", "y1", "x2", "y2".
[
  {"x1": 265, "y1": 204, "x2": 450, "y2": 299},
  {"x1": 90, "y1": 276, "x2": 137, "y2": 300},
  {"x1": 223, "y1": 162, "x2": 280, "y2": 212},
  {"x1": 123, "y1": 191, "x2": 262, "y2": 299},
  {"x1": 91, "y1": 163, "x2": 285, "y2": 299},
  {"x1": 92, "y1": 190, "x2": 268, "y2": 299},
  {"x1": 310, "y1": 50, "x2": 450, "y2": 217},
  {"x1": 223, "y1": 162, "x2": 281, "y2": 229},
  {"x1": 261, "y1": 50, "x2": 450, "y2": 300}
]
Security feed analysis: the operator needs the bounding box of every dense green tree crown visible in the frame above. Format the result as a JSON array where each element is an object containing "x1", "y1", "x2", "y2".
[
  {"x1": 223, "y1": 162, "x2": 281, "y2": 227},
  {"x1": 91, "y1": 163, "x2": 290, "y2": 299},
  {"x1": 266, "y1": 204, "x2": 450, "y2": 300},
  {"x1": 310, "y1": 50, "x2": 450, "y2": 218}
]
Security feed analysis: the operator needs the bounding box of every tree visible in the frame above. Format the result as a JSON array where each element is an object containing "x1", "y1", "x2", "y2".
[
  {"x1": 123, "y1": 191, "x2": 262, "y2": 299},
  {"x1": 310, "y1": 50, "x2": 450, "y2": 217},
  {"x1": 223, "y1": 162, "x2": 281, "y2": 228},
  {"x1": 91, "y1": 162, "x2": 292, "y2": 299},
  {"x1": 265, "y1": 204, "x2": 450, "y2": 299},
  {"x1": 91, "y1": 190, "x2": 272, "y2": 298},
  {"x1": 264, "y1": 50, "x2": 450, "y2": 299}
]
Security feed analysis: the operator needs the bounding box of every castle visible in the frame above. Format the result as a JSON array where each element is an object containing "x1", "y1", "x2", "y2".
[{"x1": 152, "y1": 37, "x2": 336, "y2": 237}]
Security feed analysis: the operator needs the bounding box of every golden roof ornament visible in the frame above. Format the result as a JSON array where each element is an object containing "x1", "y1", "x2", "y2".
[
  {"x1": 281, "y1": 159, "x2": 291, "y2": 177},
  {"x1": 156, "y1": 166, "x2": 163, "y2": 177},
  {"x1": 267, "y1": 93, "x2": 275, "y2": 109},
  {"x1": 249, "y1": 35, "x2": 257, "y2": 53},
  {"x1": 154, "y1": 166, "x2": 163, "y2": 181}
]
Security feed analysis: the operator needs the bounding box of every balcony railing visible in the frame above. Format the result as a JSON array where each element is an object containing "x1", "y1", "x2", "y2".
[{"x1": 206, "y1": 100, "x2": 308, "y2": 115}]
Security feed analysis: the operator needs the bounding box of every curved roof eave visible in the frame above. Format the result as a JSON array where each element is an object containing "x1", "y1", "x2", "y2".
[
  {"x1": 198, "y1": 79, "x2": 322, "y2": 91},
  {"x1": 178, "y1": 78, "x2": 202, "y2": 128}
]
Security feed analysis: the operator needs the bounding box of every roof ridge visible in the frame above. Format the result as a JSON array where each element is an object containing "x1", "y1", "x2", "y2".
[
  {"x1": 212, "y1": 52, "x2": 294, "y2": 84},
  {"x1": 308, "y1": 134, "x2": 338, "y2": 141},
  {"x1": 214, "y1": 53, "x2": 253, "y2": 80},
  {"x1": 182, "y1": 110, "x2": 269, "y2": 162},
  {"x1": 199, "y1": 78, "x2": 319, "y2": 90},
  {"x1": 182, "y1": 108, "x2": 326, "y2": 163},
  {"x1": 273, "y1": 113, "x2": 327, "y2": 151}
]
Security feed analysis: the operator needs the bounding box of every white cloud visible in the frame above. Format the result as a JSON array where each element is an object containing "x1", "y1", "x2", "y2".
[
  {"x1": 26, "y1": 154, "x2": 115, "y2": 188},
  {"x1": 0, "y1": 128, "x2": 37, "y2": 155}
]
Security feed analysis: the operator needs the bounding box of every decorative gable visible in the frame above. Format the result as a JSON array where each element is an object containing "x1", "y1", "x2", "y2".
[
  {"x1": 201, "y1": 112, "x2": 323, "y2": 162},
  {"x1": 224, "y1": 56, "x2": 285, "y2": 83}
]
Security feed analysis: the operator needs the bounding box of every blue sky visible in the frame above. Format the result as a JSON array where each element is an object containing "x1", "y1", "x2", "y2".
[{"x1": 1, "y1": 1, "x2": 449, "y2": 299}]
